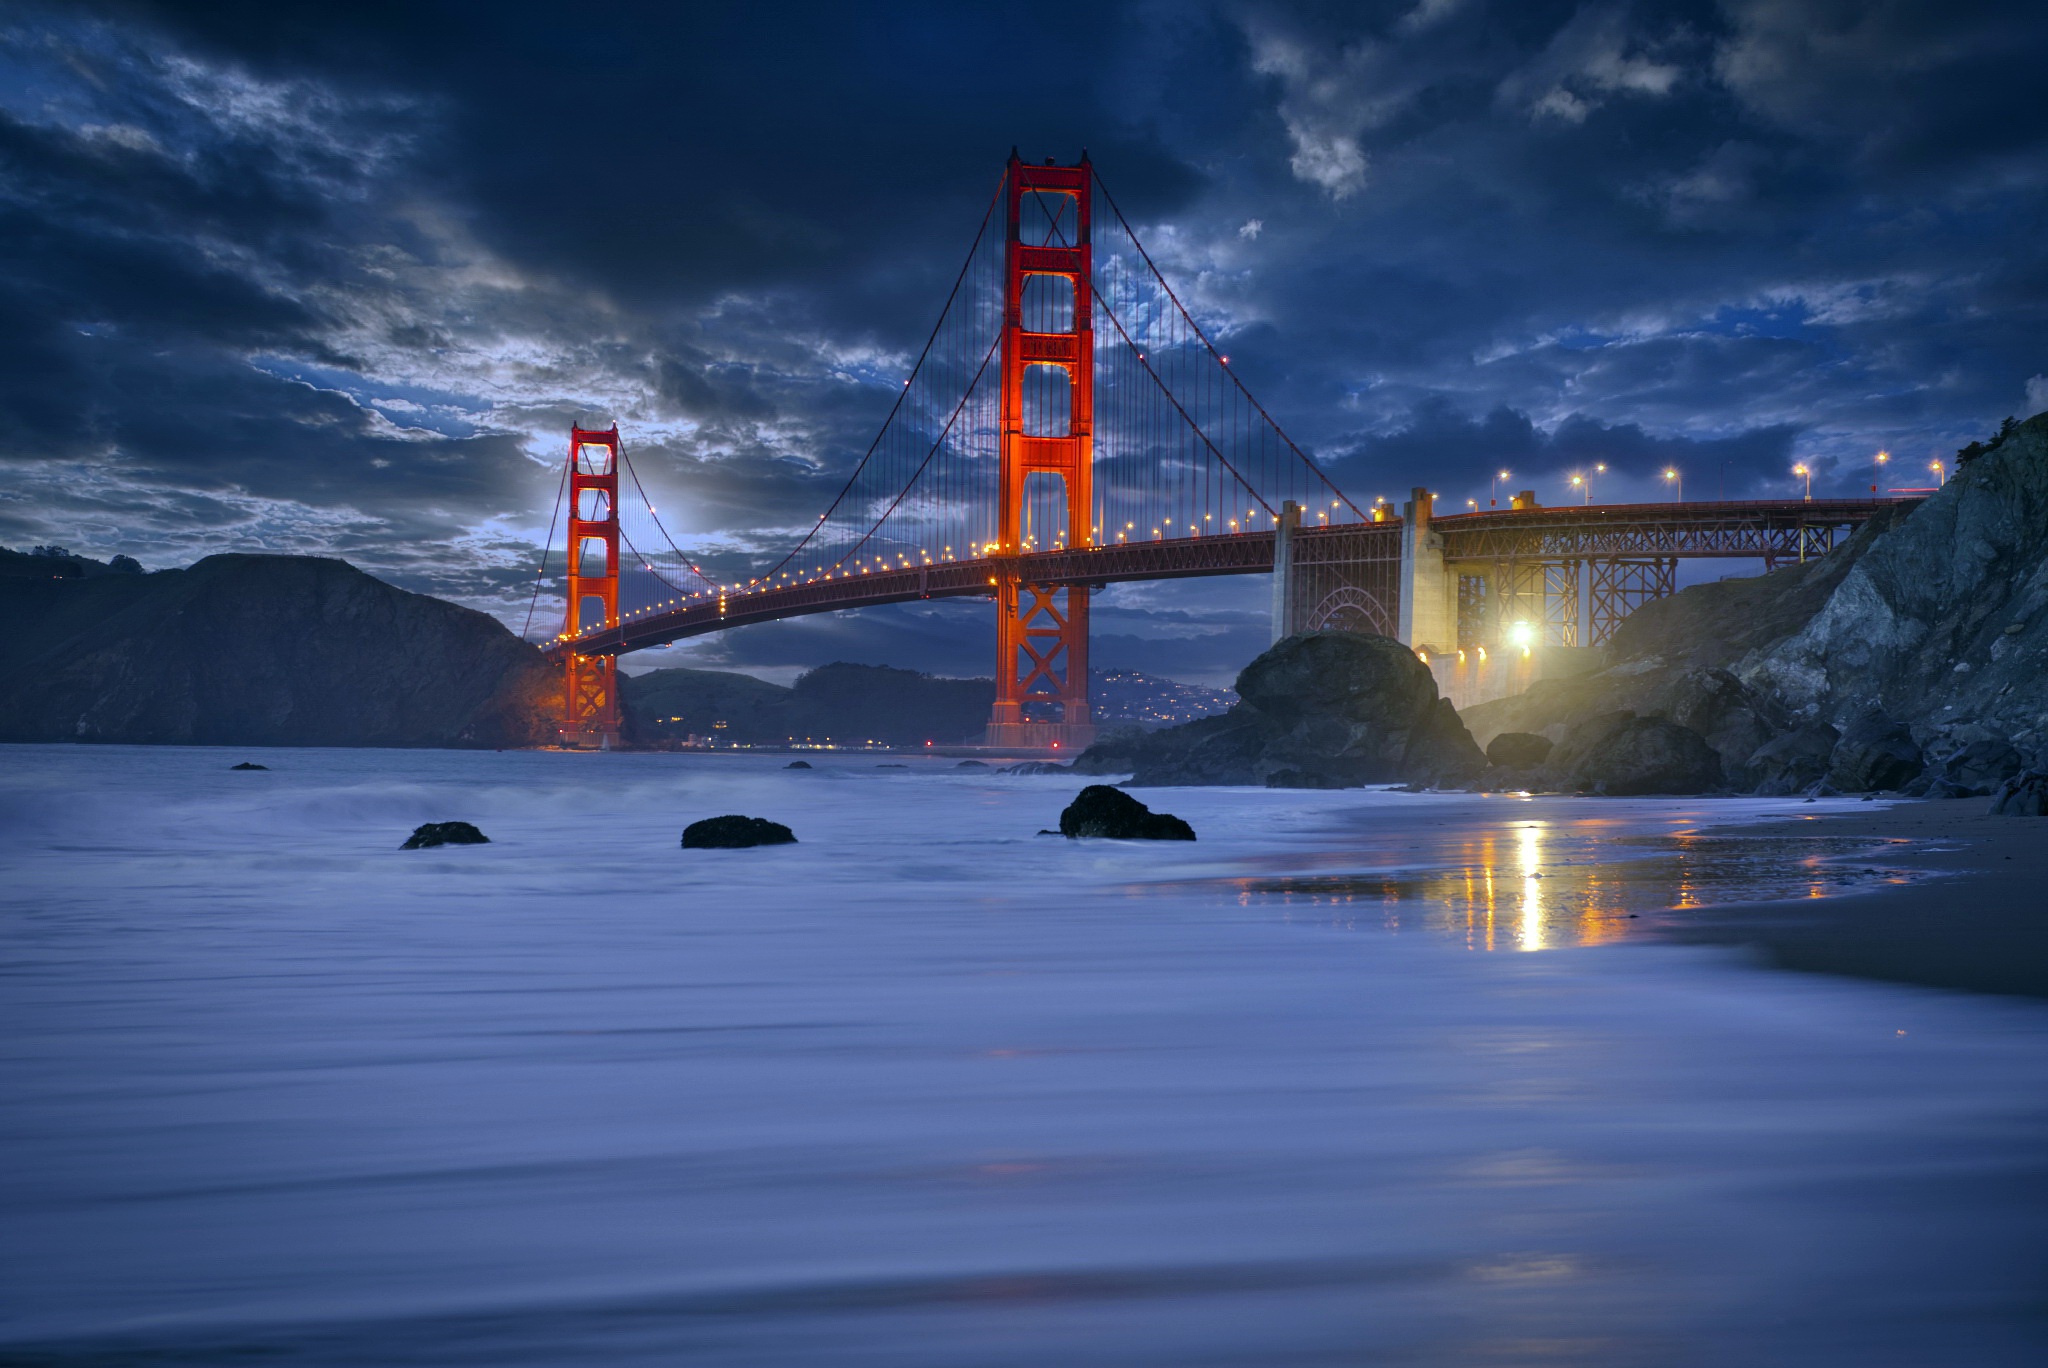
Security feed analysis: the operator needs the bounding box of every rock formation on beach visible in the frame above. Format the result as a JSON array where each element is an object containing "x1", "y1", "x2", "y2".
[
  {"x1": 1057, "y1": 785, "x2": 1196, "y2": 840},
  {"x1": 682, "y1": 815, "x2": 798, "y2": 848},
  {"x1": 1463, "y1": 410, "x2": 2048, "y2": 796},
  {"x1": 1074, "y1": 631, "x2": 1484, "y2": 788},
  {"x1": 401, "y1": 821, "x2": 491, "y2": 849},
  {"x1": 0, "y1": 553, "x2": 556, "y2": 748}
]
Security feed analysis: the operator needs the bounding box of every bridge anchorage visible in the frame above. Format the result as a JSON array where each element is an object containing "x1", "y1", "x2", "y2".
[{"x1": 533, "y1": 153, "x2": 1916, "y2": 748}]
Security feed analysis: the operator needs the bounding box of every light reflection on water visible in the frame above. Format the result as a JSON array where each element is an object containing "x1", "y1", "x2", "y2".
[{"x1": 1170, "y1": 825, "x2": 1922, "y2": 952}]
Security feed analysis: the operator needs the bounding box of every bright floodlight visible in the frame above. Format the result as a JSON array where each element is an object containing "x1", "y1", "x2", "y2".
[{"x1": 1507, "y1": 621, "x2": 1537, "y2": 649}]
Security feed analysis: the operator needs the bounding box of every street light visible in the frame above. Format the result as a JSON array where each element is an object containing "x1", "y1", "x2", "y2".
[
  {"x1": 1793, "y1": 463, "x2": 1811, "y2": 501},
  {"x1": 1663, "y1": 467, "x2": 1682, "y2": 502},
  {"x1": 1569, "y1": 473, "x2": 1587, "y2": 504},
  {"x1": 1873, "y1": 450, "x2": 1888, "y2": 496},
  {"x1": 1930, "y1": 458, "x2": 1946, "y2": 486},
  {"x1": 1492, "y1": 469, "x2": 1509, "y2": 508}
]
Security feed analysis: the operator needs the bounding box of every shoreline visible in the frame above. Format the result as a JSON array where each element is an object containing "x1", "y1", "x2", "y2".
[{"x1": 1652, "y1": 796, "x2": 2048, "y2": 1001}]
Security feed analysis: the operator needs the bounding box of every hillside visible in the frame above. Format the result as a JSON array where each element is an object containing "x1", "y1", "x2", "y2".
[{"x1": 0, "y1": 554, "x2": 556, "y2": 748}]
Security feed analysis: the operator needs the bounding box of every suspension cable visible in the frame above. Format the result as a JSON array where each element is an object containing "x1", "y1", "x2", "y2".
[
  {"x1": 521, "y1": 451, "x2": 571, "y2": 642},
  {"x1": 1092, "y1": 169, "x2": 1367, "y2": 520},
  {"x1": 754, "y1": 166, "x2": 1008, "y2": 583}
]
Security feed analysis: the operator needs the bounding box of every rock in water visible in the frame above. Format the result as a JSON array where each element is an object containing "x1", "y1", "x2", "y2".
[
  {"x1": 1058, "y1": 785, "x2": 1195, "y2": 840},
  {"x1": 1000, "y1": 760, "x2": 1071, "y2": 775},
  {"x1": 785, "y1": 760, "x2": 813, "y2": 769},
  {"x1": 1547, "y1": 712, "x2": 1723, "y2": 795},
  {"x1": 401, "y1": 821, "x2": 490, "y2": 849},
  {"x1": 1989, "y1": 770, "x2": 2048, "y2": 817},
  {"x1": 954, "y1": 760, "x2": 990, "y2": 769},
  {"x1": 682, "y1": 815, "x2": 797, "y2": 848},
  {"x1": 1073, "y1": 632, "x2": 1482, "y2": 788},
  {"x1": 230, "y1": 761, "x2": 269, "y2": 771},
  {"x1": 1485, "y1": 732, "x2": 1552, "y2": 768}
]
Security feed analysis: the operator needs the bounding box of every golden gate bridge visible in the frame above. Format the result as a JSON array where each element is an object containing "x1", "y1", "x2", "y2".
[{"x1": 528, "y1": 152, "x2": 1907, "y2": 748}]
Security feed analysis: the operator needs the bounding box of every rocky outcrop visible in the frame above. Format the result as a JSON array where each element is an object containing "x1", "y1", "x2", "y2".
[
  {"x1": 1742, "y1": 414, "x2": 2048, "y2": 783},
  {"x1": 1824, "y1": 718, "x2": 1922, "y2": 794},
  {"x1": 402, "y1": 821, "x2": 490, "y2": 849},
  {"x1": 1486, "y1": 732, "x2": 1552, "y2": 767},
  {"x1": 1746, "y1": 723, "x2": 1839, "y2": 796},
  {"x1": 0, "y1": 553, "x2": 556, "y2": 748},
  {"x1": 1057, "y1": 785, "x2": 1195, "y2": 840},
  {"x1": 682, "y1": 815, "x2": 797, "y2": 848},
  {"x1": 1073, "y1": 632, "x2": 1483, "y2": 788},
  {"x1": 1543, "y1": 712, "x2": 1724, "y2": 795},
  {"x1": 1989, "y1": 771, "x2": 2048, "y2": 816}
]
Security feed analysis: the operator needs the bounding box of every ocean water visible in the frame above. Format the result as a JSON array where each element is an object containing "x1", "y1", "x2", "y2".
[{"x1": 2, "y1": 745, "x2": 2044, "y2": 1366}]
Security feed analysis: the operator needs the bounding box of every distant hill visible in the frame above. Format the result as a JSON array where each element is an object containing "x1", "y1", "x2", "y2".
[
  {"x1": 622, "y1": 663, "x2": 1234, "y2": 746},
  {"x1": 0, "y1": 552, "x2": 555, "y2": 747},
  {"x1": 624, "y1": 662, "x2": 989, "y2": 747}
]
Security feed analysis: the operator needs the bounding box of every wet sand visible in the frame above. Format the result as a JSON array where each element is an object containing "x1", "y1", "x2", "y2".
[{"x1": 1660, "y1": 798, "x2": 2048, "y2": 1000}]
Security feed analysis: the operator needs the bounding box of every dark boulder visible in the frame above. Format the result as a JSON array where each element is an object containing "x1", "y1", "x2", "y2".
[
  {"x1": 1989, "y1": 770, "x2": 2048, "y2": 817},
  {"x1": 682, "y1": 815, "x2": 797, "y2": 848},
  {"x1": 1746, "y1": 723, "x2": 1841, "y2": 796},
  {"x1": 954, "y1": 759, "x2": 990, "y2": 769},
  {"x1": 1548, "y1": 713, "x2": 1724, "y2": 795},
  {"x1": 1932, "y1": 739, "x2": 2023, "y2": 796},
  {"x1": 1074, "y1": 632, "x2": 1483, "y2": 789},
  {"x1": 230, "y1": 761, "x2": 270, "y2": 771},
  {"x1": 1826, "y1": 717, "x2": 1922, "y2": 793},
  {"x1": 1058, "y1": 785, "x2": 1195, "y2": 840},
  {"x1": 1485, "y1": 732, "x2": 1552, "y2": 768},
  {"x1": 402, "y1": 821, "x2": 490, "y2": 849},
  {"x1": 785, "y1": 760, "x2": 813, "y2": 769}
]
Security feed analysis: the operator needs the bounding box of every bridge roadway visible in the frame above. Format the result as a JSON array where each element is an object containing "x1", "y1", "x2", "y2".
[{"x1": 543, "y1": 497, "x2": 1908, "y2": 662}]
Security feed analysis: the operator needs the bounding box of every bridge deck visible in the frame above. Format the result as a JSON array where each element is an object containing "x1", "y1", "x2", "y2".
[{"x1": 543, "y1": 497, "x2": 1911, "y2": 661}]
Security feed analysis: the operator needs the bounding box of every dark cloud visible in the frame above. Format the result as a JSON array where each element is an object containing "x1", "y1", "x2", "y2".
[{"x1": 3, "y1": 0, "x2": 2045, "y2": 681}]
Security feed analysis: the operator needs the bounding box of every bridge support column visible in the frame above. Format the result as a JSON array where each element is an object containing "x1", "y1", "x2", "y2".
[
  {"x1": 559, "y1": 426, "x2": 622, "y2": 748},
  {"x1": 1270, "y1": 499, "x2": 1301, "y2": 643},
  {"x1": 1397, "y1": 485, "x2": 1455, "y2": 653},
  {"x1": 983, "y1": 152, "x2": 1097, "y2": 753}
]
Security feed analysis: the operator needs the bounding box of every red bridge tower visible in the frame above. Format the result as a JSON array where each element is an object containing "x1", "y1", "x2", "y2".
[
  {"x1": 985, "y1": 152, "x2": 1097, "y2": 750},
  {"x1": 561, "y1": 426, "x2": 622, "y2": 748}
]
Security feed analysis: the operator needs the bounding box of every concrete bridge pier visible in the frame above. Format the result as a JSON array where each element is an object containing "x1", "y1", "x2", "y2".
[
  {"x1": 1270, "y1": 499, "x2": 1301, "y2": 644},
  {"x1": 1397, "y1": 485, "x2": 1456, "y2": 652}
]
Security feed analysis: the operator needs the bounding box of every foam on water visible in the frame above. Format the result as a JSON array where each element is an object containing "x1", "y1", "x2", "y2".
[{"x1": 2, "y1": 745, "x2": 2045, "y2": 1366}]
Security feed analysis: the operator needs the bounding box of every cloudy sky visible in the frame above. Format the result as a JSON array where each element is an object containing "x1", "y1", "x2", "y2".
[{"x1": 5, "y1": 1, "x2": 2045, "y2": 684}]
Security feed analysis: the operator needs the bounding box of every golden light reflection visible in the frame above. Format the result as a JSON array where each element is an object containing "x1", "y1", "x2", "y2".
[
  {"x1": 1517, "y1": 822, "x2": 1544, "y2": 952},
  {"x1": 1205, "y1": 826, "x2": 1919, "y2": 952}
]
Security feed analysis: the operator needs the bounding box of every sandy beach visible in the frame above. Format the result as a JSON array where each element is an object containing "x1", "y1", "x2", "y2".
[{"x1": 1660, "y1": 797, "x2": 2048, "y2": 1000}]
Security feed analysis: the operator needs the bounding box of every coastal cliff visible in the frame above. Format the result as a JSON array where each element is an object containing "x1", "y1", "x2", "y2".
[{"x1": 0, "y1": 553, "x2": 556, "y2": 748}]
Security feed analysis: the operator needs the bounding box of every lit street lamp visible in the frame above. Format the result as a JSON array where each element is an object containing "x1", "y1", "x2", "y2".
[
  {"x1": 1930, "y1": 458, "x2": 1946, "y2": 486},
  {"x1": 1491, "y1": 469, "x2": 1509, "y2": 508},
  {"x1": 1663, "y1": 467, "x2": 1682, "y2": 502},
  {"x1": 1793, "y1": 463, "x2": 1811, "y2": 501},
  {"x1": 1873, "y1": 450, "x2": 1888, "y2": 496},
  {"x1": 1569, "y1": 473, "x2": 1587, "y2": 504}
]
